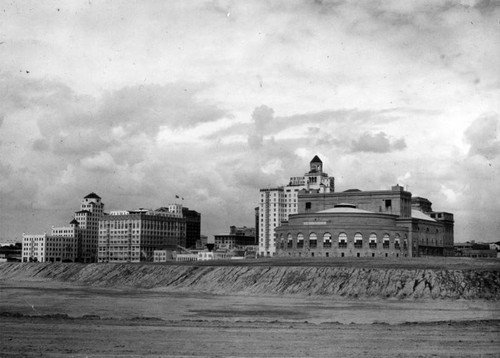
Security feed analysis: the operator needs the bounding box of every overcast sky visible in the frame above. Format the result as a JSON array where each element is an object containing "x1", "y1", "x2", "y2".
[{"x1": 1, "y1": 0, "x2": 499, "y2": 243}]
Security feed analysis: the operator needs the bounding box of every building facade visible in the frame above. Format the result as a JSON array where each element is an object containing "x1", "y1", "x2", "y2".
[
  {"x1": 22, "y1": 233, "x2": 78, "y2": 263},
  {"x1": 22, "y1": 193, "x2": 103, "y2": 263},
  {"x1": 74, "y1": 193, "x2": 104, "y2": 262},
  {"x1": 258, "y1": 156, "x2": 335, "y2": 256},
  {"x1": 214, "y1": 226, "x2": 256, "y2": 250},
  {"x1": 182, "y1": 207, "x2": 201, "y2": 249},
  {"x1": 98, "y1": 207, "x2": 185, "y2": 263},
  {"x1": 275, "y1": 183, "x2": 454, "y2": 258}
]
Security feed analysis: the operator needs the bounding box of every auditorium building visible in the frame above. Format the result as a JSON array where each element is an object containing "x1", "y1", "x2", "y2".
[{"x1": 273, "y1": 157, "x2": 454, "y2": 258}]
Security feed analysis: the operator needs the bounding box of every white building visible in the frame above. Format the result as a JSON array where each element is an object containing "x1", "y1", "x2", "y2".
[
  {"x1": 258, "y1": 156, "x2": 334, "y2": 256},
  {"x1": 74, "y1": 193, "x2": 104, "y2": 262},
  {"x1": 22, "y1": 233, "x2": 78, "y2": 263},
  {"x1": 22, "y1": 193, "x2": 104, "y2": 263},
  {"x1": 98, "y1": 206, "x2": 185, "y2": 263}
]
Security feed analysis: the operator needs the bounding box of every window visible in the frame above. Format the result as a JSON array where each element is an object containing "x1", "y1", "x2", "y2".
[
  {"x1": 297, "y1": 233, "x2": 304, "y2": 248},
  {"x1": 323, "y1": 233, "x2": 332, "y2": 248},
  {"x1": 354, "y1": 233, "x2": 363, "y2": 249},
  {"x1": 305, "y1": 202, "x2": 311, "y2": 210},
  {"x1": 385, "y1": 200, "x2": 392, "y2": 208},
  {"x1": 338, "y1": 233, "x2": 347, "y2": 248},
  {"x1": 369, "y1": 233, "x2": 377, "y2": 249},
  {"x1": 309, "y1": 233, "x2": 317, "y2": 248},
  {"x1": 383, "y1": 234, "x2": 390, "y2": 249},
  {"x1": 287, "y1": 234, "x2": 293, "y2": 248}
]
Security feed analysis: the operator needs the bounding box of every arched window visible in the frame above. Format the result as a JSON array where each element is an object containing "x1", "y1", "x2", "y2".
[
  {"x1": 279, "y1": 234, "x2": 284, "y2": 249},
  {"x1": 383, "y1": 234, "x2": 390, "y2": 249},
  {"x1": 394, "y1": 234, "x2": 401, "y2": 249},
  {"x1": 338, "y1": 233, "x2": 347, "y2": 248},
  {"x1": 309, "y1": 233, "x2": 317, "y2": 248},
  {"x1": 369, "y1": 233, "x2": 377, "y2": 249},
  {"x1": 354, "y1": 233, "x2": 363, "y2": 248},
  {"x1": 297, "y1": 233, "x2": 304, "y2": 248},
  {"x1": 403, "y1": 234, "x2": 408, "y2": 250},
  {"x1": 287, "y1": 234, "x2": 293, "y2": 249},
  {"x1": 323, "y1": 233, "x2": 332, "y2": 248}
]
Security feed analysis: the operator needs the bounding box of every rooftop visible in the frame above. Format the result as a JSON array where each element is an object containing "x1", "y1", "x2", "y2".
[
  {"x1": 84, "y1": 192, "x2": 101, "y2": 200},
  {"x1": 411, "y1": 209, "x2": 436, "y2": 222}
]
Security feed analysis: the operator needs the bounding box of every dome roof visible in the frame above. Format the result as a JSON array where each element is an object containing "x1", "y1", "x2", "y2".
[{"x1": 317, "y1": 205, "x2": 374, "y2": 214}]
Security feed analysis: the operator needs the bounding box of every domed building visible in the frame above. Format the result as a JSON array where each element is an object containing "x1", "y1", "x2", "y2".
[
  {"x1": 273, "y1": 164, "x2": 454, "y2": 258},
  {"x1": 275, "y1": 203, "x2": 410, "y2": 258}
]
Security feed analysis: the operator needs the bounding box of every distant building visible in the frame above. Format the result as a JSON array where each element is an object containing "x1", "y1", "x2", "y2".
[
  {"x1": 260, "y1": 156, "x2": 454, "y2": 259},
  {"x1": 258, "y1": 156, "x2": 335, "y2": 257},
  {"x1": 22, "y1": 234, "x2": 78, "y2": 263},
  {"x1": 196, "y1": 235, "x2": 208, "y2": 250},
  {"x1": 98, "y1": 206, "x2": 185, "y2": 263},
  {"x1": 454, "y1": 242, "x2": 497, "y2": 258},
  {"x1": 153, "y1": 250, "x2": 174, "y2": 262},
  {"x1": 182, "y1": 207, "x2": 201, "y2": 248},
  {"x1": 75, "y1": 193, "x2": 104, "y2": 262},
  {"x1": 22, "y1": 193, "x2": 103, "y2": 263},
  {"x1": 214, "y1": 226, "x2": 256, "y2": 250}
]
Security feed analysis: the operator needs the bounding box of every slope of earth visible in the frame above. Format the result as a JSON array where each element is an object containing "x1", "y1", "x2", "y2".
[{"x1": 1, "y1": 257, "x2": 499, "y2": 299}]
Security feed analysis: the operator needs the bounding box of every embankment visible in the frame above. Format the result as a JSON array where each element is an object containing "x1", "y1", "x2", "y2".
[{"x1": 1, "y1": 261, "x2": 499, "y2": 299}]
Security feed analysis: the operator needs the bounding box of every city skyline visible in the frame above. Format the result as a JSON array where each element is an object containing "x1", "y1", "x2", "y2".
[{"x1": 1, "y1": 1, "x2": 499, "y2": 243}]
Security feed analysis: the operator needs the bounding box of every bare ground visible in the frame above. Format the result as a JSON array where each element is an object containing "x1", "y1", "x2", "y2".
[{"x1": 1, "y1": 279, "x2": 500, "y2": 357}]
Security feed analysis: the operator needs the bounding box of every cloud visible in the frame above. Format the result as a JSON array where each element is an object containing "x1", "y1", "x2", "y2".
[
  {"x1": 350, "y1": 132, "x2": 407, "y2": 153},
  {"x1": 248, "y1": 105, "x2": 274, "y2": 149},
  {"x1": 464, "y1": 113, "x2": 500, "y2": 160}
]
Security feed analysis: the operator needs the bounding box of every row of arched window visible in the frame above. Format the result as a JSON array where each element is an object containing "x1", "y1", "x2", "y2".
[{"x1": 277, "y1": 232, "x2": 408, "y2": 250}]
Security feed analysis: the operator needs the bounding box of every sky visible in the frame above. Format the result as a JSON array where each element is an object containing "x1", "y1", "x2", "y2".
[{"x1": 0, "y1": 0, "x2": 499, "y2": 243}]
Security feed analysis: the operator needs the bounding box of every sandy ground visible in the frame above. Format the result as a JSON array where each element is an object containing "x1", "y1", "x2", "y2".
[{"x1": 1, "y1": 280, "x2": 499, "y2": 357}]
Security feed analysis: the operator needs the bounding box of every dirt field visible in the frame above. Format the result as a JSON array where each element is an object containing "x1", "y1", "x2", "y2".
[{"x1": 1, "y1": 280, "x2": 499, "y2": 357}]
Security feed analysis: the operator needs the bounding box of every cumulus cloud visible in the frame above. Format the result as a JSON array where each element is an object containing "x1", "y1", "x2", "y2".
[
  {"x1": 350, "y1": 132, "x2": 407, "y2": 153},
  {"x1": 248, "y1": 105, "x2": 274, "y2": 149},
  {"x1": 464, "y1": 113, "x2": 500, "y2": 160}
]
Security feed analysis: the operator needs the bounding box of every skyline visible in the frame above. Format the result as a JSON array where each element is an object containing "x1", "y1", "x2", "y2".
[{"x1": 1, "y1": 1, "x2": 499, "y2": 242}]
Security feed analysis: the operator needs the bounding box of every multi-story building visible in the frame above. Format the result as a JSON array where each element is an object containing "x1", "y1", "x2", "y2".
[
  {"x1": 275, "y1": 183, "x2": 454, "y2": 258},
  {"x1": 182, "y1": 207, "x2": 201, "y2": 249},
  {"x1": 22, "y1": 193, "x2": 103, "y2": 263},
  {"x1": 98, "y1": 205, "x2": 186, "y2": 263},
  {"x1": 258, "y1": 155, "x2": 335, "y2": 256},
  {"x1": 214, "y1": 226, "x2": 256, "y2": 250},
  {"x1": 22, "y1": 233, "x2": 78, "y2": 263},
  {"x1": 74, "y1": 193, "x2": 104, "y2": 262}
]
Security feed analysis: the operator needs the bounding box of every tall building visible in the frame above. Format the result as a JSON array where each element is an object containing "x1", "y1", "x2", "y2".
[
  {"x1": 182, "y1": 207, "x2": 201, "y2": 249},
  {"x1": 258, "y1": 156, "x2": 335, "y2": 256},
  {"x1": 74, "y1": 193, "x2": 104, "y2": 262},
  {"x1": 98, "y1": 205, "x2": 187, "y2": 263},
  {"x1": 22, "y1": 193, "x2": 103, "y2": 263}
]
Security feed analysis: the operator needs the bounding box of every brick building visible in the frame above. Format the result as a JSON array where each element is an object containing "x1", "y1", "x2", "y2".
[{"x1": 275, "y1": 183, "x2": 454, "y2": 258}]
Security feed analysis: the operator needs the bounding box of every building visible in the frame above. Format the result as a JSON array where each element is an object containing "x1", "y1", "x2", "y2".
[
  {"x1": 258, "y1": 156, "x2": 335, "y2": 256},
  {"x1": 74, "y1": 193, "x2": 104, "y2": 262},
  {"x1": 454, "y1": 242, "x2": 497, "y2": 258},
  {"x1": 275, "y1": 181, "x2": 454, "y2": 258},
  {"x1": 182, "y1": 207, "x2": 201, "y2": 248},
  {"x1": 22, "y1": 233, "x2": 78, "y2": 263},
  {"x1": 22, "y1": 193, "x2": 103, "y2": 263},
  {"x1": 98, "y1": 206, "x2": 185, "y2": 263},
  {"x1": 214, "y1": 226, "x2": 256, "y2": 250}
]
